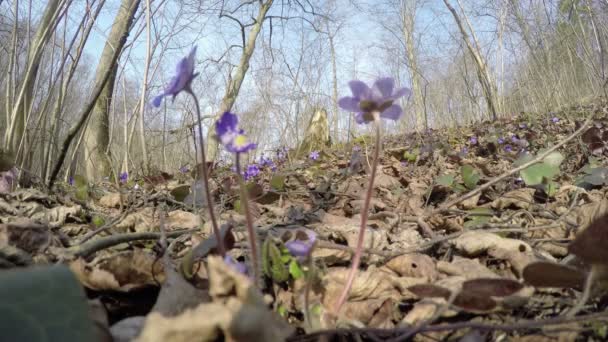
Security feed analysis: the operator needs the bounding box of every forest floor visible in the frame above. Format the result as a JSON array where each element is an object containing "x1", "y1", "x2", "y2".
[{"x1": 2, "y1": 102, "x2": 608, "y2": 341}]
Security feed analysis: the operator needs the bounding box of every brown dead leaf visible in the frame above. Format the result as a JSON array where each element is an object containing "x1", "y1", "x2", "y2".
[
  {"x1": 99, "y1": 192, "x2": 125, "y2": 208},
  {"x1": 367, "y1": 298, "x2": 397, "y2": 329},
  {"x1": 452, "y1": 231, "x2": 531, "y2": 257},
  {"x1": 115, "y1": 208, "x2": 155, "y2": 233},
  {"x1": 0, "y1": 220, "x2": 53, "y2": 254},
  {"x1": 70, "y1": 249, "x2": 163, "y2": 291},
  {"x1": 491, "y1": 188, "x2": 535, "y2": 210},
  {"x1": 384, "y1": 253, "x2": 437, "y2": 281},
  {"x1": 522, "y1": 261, "x2": 586, "y2": 289},
  {"x1": 453, "y1": 291, "x2": 497, "y2": 313},
  {"x1": 437, "y1": 257, "x2": 499, "y2": 279},
  {"x1": 166, "y1": 210, "x2": 199, "y2": 230},
  {"x1": 461, "y1": 278, "x2": 523, "y2": 297},
  {"x1": 136, "y1": 256, "x2": 292, "y2": 342},
  {"x1": 407, "y1": 284, "x2": 451, "y2": 299},
  {"x1": 568, "y1": 212, "x2": 608, "y2": 265}
]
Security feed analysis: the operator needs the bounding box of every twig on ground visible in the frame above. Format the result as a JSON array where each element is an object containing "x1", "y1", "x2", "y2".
[
  {"x1": 71, "y1": 228, "x2": 198, "y2": 258},
  {"x1": 436, "y1": 117, "x2": 592, "y2": 212}
]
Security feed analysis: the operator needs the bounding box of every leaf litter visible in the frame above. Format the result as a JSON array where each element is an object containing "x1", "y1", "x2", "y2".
[{"x1": 2, "y1": 104, "x2": 608, "y2": 340}]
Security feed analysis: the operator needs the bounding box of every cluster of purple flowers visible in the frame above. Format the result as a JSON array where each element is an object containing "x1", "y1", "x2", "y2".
[{"x1": 243, "y1": 164, "x2": 260, "y2": 180}]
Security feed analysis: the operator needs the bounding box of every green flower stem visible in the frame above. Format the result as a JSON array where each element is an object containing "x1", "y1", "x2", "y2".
[
  {"x1": 187, "y1": 89, "x2": 225, "y2": 257},
  {"x1": 333, "y1": 112, "x2": 382, "y2": 315},
  {"x1": 235, "y1": 153, "x2": 261, "y2": 287}
]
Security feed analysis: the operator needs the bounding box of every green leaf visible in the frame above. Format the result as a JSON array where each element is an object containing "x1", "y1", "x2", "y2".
[
  {"x1": 403, "y1": 149, "x2": 418, "y2": 162},
  {"x1": 262, "y1": 238, "x2": 289, "y2": 283},
  {"x1": 0, "y1": 265, "x2": 97, "y2": 341},
  {"x1": 277, "y1": 305, "x2": 288, "y2": 318},
  {"x1": 436, "y1": 174, "x2": 455, "y2": 187},
  {"x1": 540, "y1": 150, "x2": 564, "y2": 167},
  {"x1": 92, "y1": 215, "x2": 105, "y2": 228},
  {"x1": 545, "y1": 181, "x2": 559, "y2": 197},
  {"x1": 461, "y1": 165, "x2": 480, "y2": 189},
  {"x1": 170, "y1": 185, "x2": 191, "y2": 202},
  {"x1": 270, "y1": 174, "x2": 286, "y2": 191},
  {"x1": 289, "y1": 259, "x2": 304, "y2": 279},
  {"x1": 520, "y1": 163, "x2": 559, "y2": 186},
  {"x1": 73, "y1": 175, "x2": 87, "y2": 188},
  {"x1": 73, "y1": 175, "x2": 89, "y2": 201}
]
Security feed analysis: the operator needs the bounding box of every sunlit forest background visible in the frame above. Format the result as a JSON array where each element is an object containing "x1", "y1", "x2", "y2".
[{"x1": 0, "y1": 0, "x2": 605, "y2": 184}]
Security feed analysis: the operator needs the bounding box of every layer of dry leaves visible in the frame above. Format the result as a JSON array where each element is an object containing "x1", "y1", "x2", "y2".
[{"x1": 2, "y1": 103, "x2": 608, "y2": 341}]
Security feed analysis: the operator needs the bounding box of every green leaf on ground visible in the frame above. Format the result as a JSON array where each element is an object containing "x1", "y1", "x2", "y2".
[{"x1": 0, "y1": 265, "x2": 97, "y2": 341}]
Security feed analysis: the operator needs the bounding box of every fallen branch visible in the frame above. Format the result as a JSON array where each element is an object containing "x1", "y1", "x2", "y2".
[{"x1": 70, "y1": 228, "x2": 198, "y2": 258}]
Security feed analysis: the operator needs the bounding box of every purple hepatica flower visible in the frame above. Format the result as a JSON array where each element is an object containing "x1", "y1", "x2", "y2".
[
  {"x1": 469, "y1": 136, "x2": 478, "y2": 145},
  {"x1": 285, "y1": 229, "x2": 317, "y2": 259},
  {"x1": 519, "y1": 123, "x2": 528, "y2": 129},
  {"x1": 552, "y1": 117, "x2": 559, "y2": 123},
  {"x1": 244, "y1": 164, "x2": 260, "y2": 180},
  {"x1": 179, "y1": 165, "x2": 189, "y2": 174},
  {"x1": 119, "y1": 172, "x2": 128, "y2": 183},
  {"x1": 68, "y1": 176, "x2": 75, "y2": 186},
  {"x1": 338, "y1": 77, "x2": 411, "y2": 124},
  {"x1": 309, "y1": 150, "x2": 320, "y2": 160},
  {"x1": 223, "y1": 255, "x2": 248, "y2": 275},
  {"x1": 497, "y1": 137, "x2": 505, "y2": 144},
  {"x1": 152, "y1": 47, "x2": 198, "y2": 107},
  {"x1": 259, "y1": 156, "x2": 274, "y2": 168},
  {"x1": 504, "y1": 145, "x2": 513, "y2": 152},
  {"x1": 215, "y1": 112, "x2": 256, "y2": 153},
  {"x1": 511, "y1": 135, "x2": 519, "y2": 143}
]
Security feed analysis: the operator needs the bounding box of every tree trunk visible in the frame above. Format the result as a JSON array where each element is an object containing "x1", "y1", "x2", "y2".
[
  {"x1": 443, "y1": 0, "x2": 500, "y2": 120},
  {"x1": 4, "y1": 0, "x2": 62, "y2": 161},
  {"x1": 206, "y1": 0, "x2": 273, "y2": 160},
  {"x1": 401, "y1": 0, "x2": 425, "y2": 130},
  {"x1": 83, "y1": 0, "x2": 141, "y2": 180}
]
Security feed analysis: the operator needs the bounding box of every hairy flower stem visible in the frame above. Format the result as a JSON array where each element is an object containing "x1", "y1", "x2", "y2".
[
  {"x1": 235, "y1": 154, "x2": 261, "y2": 287},
  {"x1": 333, "y1": 113, "x2": 382, "y2": 314},
  {"x1": 187, "y1": 89, "x2": 225, "y2": 257}
]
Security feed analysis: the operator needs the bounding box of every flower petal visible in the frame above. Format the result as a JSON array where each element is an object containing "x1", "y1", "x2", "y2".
[
  {"x1": 152, "y1": 95, "x2": 164, "y2": 108},
  {"x1": 348, "y1": 80, "x2": 370, "y2": 99},
  {"x1": 389, "y1": 87, "x2": 411, "y2": 100},
  {"x1": 372, "y1": 77, "x2": 395, "y2": 98},
  {"x1": 338, "y1": 97, "x2": 360, "y2": 112},
  {"x1": 216, "y1": 112, "x2": 239, "y2": 137},
  {"x1": 285, "y1": 240, "x2": 312, "y2": 257},
  {"x1": 354, "y1": 112, "x2": 366, "y2": 124},
  {"x1": 380, "y1": 104, "x2": 403, "y2": 121}
]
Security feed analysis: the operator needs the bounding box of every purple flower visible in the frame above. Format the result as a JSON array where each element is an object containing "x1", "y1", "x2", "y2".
[
  {"x1": 68, "y1": 176, "x2": 75, "y2": 186},
  {"x1": 179, "y1": 165, "x2": 189, "y2": 174},
  {"x1": 338, "y1": 77, "x2": 411, "y2": 124},
  {"x1": 519, "y1": 123, "x2": 528, "y2": 129},
  {"x1": 152, "y1": 47, "x2": 198, "y2": 107},
  {"x1": 497, "y1": 137, "x2": 505, "y2": 144},
  {"x1": 511, "y1": 135, "x2": 519, "y2": 143},
  {"x1": 243, "y1": 164, "x2": 260, "y2": 180},
  {"x1": 223, "y1": 255, "x2": 247, "y2": 275},
  {"x1": 469, "y1": 136, "x2": 478, "y2": 145},
  {"x1": 309, "y1": 150, "x2": 320, "y2": 160},
  {"x1": 552, "y1": 117, "x2": 559, "y2": 123},
  {"x1": 460, "y1": 147, "x2": 468, "y2": 156},
  {"x1": 504, "y1": 145, "x2": 513, "y2": 152},
  {"x1": 259, "y1": 156, "x2": 274, "y2": 167},
  {"x1": 285, "y1": 229, "x2": 317, "y2": 259},
  {"x1": 119, "y1": 172, "x2": 128, "y2": 183},
  {"x1": 215, "y1": 112, "x2": 256, "y2": 153}
]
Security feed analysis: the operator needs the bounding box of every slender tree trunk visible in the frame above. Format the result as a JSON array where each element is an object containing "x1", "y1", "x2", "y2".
[
  {"x1": 83, "y1": 0, "x2": 141, "y2": 180},
  {"x1": 49, "y1": 0, "x2": 141, "y2": 188},
  {"x1": 207, "y1": 0, "x2": 273, "y2": 160},
  {"x1": 5, "y1": 0, "x2": 63, "y2": 159},
  {"x1": 401, "y1": 0, "x2": 425, "y2": 130},
  {"x1": 443, "y1": 0, "x2": 500, "y2": 120}
]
